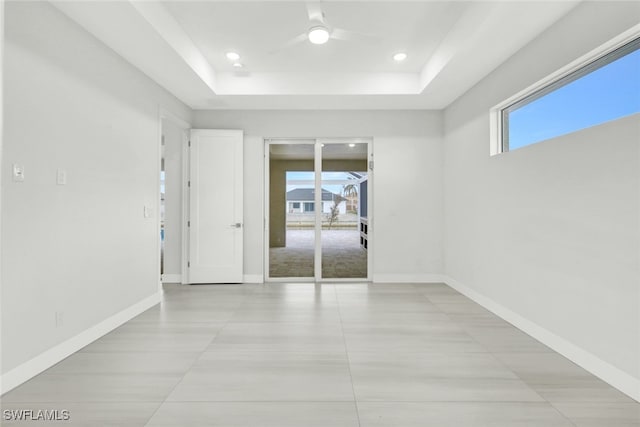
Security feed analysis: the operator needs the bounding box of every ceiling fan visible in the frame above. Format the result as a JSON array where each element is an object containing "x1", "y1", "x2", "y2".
[{"x1": 271, "y1": 2, "x2": 375, "y2": 53}]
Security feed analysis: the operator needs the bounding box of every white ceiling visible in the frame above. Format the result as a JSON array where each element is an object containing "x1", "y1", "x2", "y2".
[
  {"x1": 52, "y1": 1, "x2": 580, "y2": 110},
  {"x1": 164, "y1": 2, "x2": 466, "y2": 73}
]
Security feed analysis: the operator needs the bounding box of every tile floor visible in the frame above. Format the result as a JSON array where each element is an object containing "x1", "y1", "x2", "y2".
[{"x1": 1, "y1": 283, "x2": 638, "y2": 426}]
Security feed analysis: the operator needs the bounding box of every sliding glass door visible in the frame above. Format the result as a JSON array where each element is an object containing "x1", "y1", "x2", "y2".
[
  {"x1": 268, "y1": 141, "x2": 316, "y2": 279},
  {"x1": 266, "y1": 139, "x2": 371, "y2": 281},
  {"x1": 321, "y1": 142, "x2": 368, "y2": 279}
]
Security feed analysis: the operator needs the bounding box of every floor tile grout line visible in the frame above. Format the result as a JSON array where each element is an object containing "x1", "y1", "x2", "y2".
[
  {"x1": 482, "y1": 349, "x2": 581, "y2": 427},
  {"x1": 334, "y1": 284, "x2": 362, "y2": 427},
  {"x1": 429, "y1": 286, "x2": 580, "y2": 427},
  {"x1": 141, "y1": 283, "x2": 255, "y2": 426},
  {"x1": 544, "y1": 401, "x2": 582, "y2": 427},
  {"x1": 419, "y1": 288, "x2": 583, "y2": 422},
  {"x1": 5, "y1": 399, "x2": 633, "y2": 404}
]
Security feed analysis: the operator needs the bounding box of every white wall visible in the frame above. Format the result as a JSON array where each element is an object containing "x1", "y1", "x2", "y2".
[
  {"x1": 443, "y1": 1, "x2": 640, "y2": 398},
  {"x1": 161, "y1": 119, "x2": 184, "y2": 280},
  {"x1": 1, "y1": 1, "x2": 191, "y2": 389},
  {"x1": 192, "y1": 110, "x2": 444, "y2": 282}
]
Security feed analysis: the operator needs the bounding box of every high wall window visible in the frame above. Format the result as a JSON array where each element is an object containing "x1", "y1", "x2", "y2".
[{"x1": 500, "y1": 37, "x2": 640, "y2": 152}]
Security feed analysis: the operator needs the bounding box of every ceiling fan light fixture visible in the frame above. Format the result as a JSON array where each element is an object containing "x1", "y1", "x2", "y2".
[
  {"x1": 393, "y1": 52, "x2": 407, "y2": 62},
  {"x1": 226, "y1": 51, "x2": 240, "y2": 61},
  {"x1": 308, "y1": 26, "x2": 330, "y2": 45}
]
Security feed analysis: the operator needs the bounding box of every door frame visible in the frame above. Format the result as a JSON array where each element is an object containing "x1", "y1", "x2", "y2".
[
  {"x1": 180, "y1": 125, "x2": 190, "y2": 284},
  {"x1": 158, "y1": 108, "x2": 191, "y2": 288},
  {"x1": 264, "y1": 137, "x2": 373, "y2": 282}
]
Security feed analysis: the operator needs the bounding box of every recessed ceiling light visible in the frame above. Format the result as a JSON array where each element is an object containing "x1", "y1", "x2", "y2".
[
  {"x1": 393, "y1": 52, "x2": 407, "y2": 62},
  {"x1": 348, "y1": 143, "x2": 356, "y2": 148},
  {"x1": 308, "y1": 26, "x2": 330, "y2": 45},
  {"x1": 233, "y1": 62, "x2": 243, "y2": 68},
  {"x1": 226, "y1": 51, "x2": 240, "y2": 61}
]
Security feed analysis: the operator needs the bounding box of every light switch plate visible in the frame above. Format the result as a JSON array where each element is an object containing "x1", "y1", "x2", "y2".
[
  {"x1": 144, "y1": 206, "x2": 153, "y2": 218},
  {"x1": 57, "y1": 169, "x2": 67, "y2": 185},
  {"x1": 12, "y1": 164, "x2": 24, "y2": 182}
]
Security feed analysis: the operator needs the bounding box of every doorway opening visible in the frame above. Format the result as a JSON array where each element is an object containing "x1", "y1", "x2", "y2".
[
  {"x1": 266, "y1": 139, "x2": 372, "y2": 281},
  {"x1": 159, "y1": 114, "x2": 190, "y2": 285},
  {"x1": 160, "y1": 140, "x2": 165, "y2": 276}
]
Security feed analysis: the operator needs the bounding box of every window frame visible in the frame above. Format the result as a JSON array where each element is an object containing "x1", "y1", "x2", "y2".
[{"x1": 491, "y1": 26, "x2": 640, "y2": 155}]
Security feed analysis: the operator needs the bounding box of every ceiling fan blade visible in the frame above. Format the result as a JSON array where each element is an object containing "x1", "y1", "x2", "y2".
[
  {"x1": 331, "y1": 28, "x2": 379, "y2": 42},
  {"x1": 269, "y1": 33, "x2": 308, "y2": 55},
  {"x1": 306, "y1": 2, "x2": 326, "y2": 24}
]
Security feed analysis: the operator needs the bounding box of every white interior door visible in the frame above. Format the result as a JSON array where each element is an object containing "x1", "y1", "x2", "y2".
[{"x1": 188, "y1": 129, "x2": 243, "y2": 283}]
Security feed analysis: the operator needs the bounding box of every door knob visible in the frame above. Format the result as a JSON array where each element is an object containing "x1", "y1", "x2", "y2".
[{"x1": 230, "y1": 223, "x2": 243, "y2": 228}]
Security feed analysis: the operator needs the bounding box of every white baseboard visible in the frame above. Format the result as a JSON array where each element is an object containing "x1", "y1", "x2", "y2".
[
  {"x1": 373, "y1": 273, "x2": 445, "y2": 283},
  {"x1": 443, "y1": 275, "x2": 640, "y2": 403},
  {"x1": 0, "y1": 292, "x2": 161, "y2": 395},
  {"x1": 243, "y1": 274, "x2": 264, "y2": 283},
  {"x1": 161, "y1": 273, "x2": 181, "y2": 283}
]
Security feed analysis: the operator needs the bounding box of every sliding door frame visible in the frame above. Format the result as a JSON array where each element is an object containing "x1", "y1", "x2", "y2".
[{"x1": 264, "y1": 137, "x2": 373, "y2": 282}]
